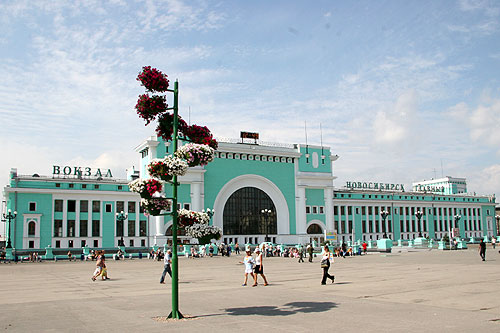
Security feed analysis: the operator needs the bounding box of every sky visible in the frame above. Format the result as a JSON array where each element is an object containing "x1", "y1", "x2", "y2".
[{"x1": 1, "y1": 0, "x2": 500, "y2": 200}]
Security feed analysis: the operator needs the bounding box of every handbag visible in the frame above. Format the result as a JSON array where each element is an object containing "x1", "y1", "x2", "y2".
[{"x1": 320, "y1": 258, "x2": 329, "y2": 268}]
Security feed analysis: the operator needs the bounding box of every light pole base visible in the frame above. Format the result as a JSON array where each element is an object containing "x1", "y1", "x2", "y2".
[
  {"x1": 5, "y1": 248, "x2": 14, "y2": 260},
  {"x1": 167, "y1": 310, "x2": 184, "y2": 319}
]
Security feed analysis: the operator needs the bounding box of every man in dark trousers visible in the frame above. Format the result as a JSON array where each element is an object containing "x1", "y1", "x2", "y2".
[
  {"x1": 307, "y1": 244, "x2": 314, "y2": 262},
  {"x1": 160, "y1": 249, "x2": 172, "y2": 284},
  {"x1": 479, "y1": 239, "x2": 486, "y2": 261}
]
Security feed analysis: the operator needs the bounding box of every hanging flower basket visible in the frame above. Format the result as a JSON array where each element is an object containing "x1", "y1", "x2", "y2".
[
  {"x1": 185, "y1": 223, "x2": 222, "y2": 244},
  {"x1": 148, "y1": 156, "x2": 188, "y2": 181},
  {"x1": 183, "y1": 124, "x2": 218, "y2": 149},
  {"x1": 128, "y1": 178, "x2": 162, "y2": 198},
  {"x1": 140, "y1": 198, "x2": 172, "y2": 216},
  {"x1": 135, "y1": 94, "x2": 167, "y2": 125},
  {"x1": 156, "y1": 112, "x2": 189, "y2": 141},
  {"x1": 175, "y1": 143, "x2": 215, "y2": 167},
  {"x1": 137, "y1": 66, "x2": 170, "y2": 92},
  {"x1": 177, "y1": 209, "x2": 210, "y2": 228}
]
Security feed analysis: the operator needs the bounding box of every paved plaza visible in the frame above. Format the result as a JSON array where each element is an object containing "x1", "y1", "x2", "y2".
[{"x1": 1, "y1": 247, "x2": 500, "y2": 332}]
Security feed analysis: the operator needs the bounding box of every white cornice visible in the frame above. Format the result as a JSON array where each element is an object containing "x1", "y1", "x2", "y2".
[
  {"x1": 216, "y1": 142, "x2": 301, "y2": 157},
  {"x1": 135, "y1": 136, "x2": 160, "y2": 152}
]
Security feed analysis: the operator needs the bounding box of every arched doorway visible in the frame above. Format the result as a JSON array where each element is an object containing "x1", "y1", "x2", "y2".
[
  {"x1": 307, "y1": 222, "x2": 324, "y2": 244},
  {"x1": 223, "y1": 187, "x2": 277, "y2": 238}
]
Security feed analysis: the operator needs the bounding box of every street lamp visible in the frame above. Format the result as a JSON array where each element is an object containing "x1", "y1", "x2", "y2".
[
  {"x1": 203, "y1": 208, "x2": 215, "y2": 220},
  {"x1": 2, "y1": 209, "x2": 17, "y2": 249},
  {"x1": 261, "y1": 209, "x2": 273, "y2": 242},
  {"x1": 380, "y1": 210, "x2": 389, "y2": 238},
  {"x1": 415, "y1": 210, "x2": 423, "y2": 237},
  {"x1": 115, "y1": 211, "x2": 128, "y2": 247}
]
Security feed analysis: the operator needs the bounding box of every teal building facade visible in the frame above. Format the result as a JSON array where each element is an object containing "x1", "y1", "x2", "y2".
[{"x1": 2, "y1": 134, "x2": 497, "y2": 251}]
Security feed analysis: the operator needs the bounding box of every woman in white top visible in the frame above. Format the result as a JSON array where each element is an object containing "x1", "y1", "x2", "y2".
[
  {"x1": 239, "y1": 250, "x2": 256, "y2": 286},
  {"x1": 320, "y1": 245, "x2": 335, "y2": 285},
  {"x1": 253, "y1": 247, "x2": 269, "y2": 287}
]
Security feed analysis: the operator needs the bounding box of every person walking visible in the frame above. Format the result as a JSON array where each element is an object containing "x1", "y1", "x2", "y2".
[
  {"x1": 479, "y1": 239, "x2": 486, "y2": 261},
  {"x1": 492, "y1": 236, "x2": 496, "y2": 249},
  {"x1": 160, "y1": 249, "x2": 172, "y2": 284},
  {"x1": 253, "y1": 247, "x2": 269, "y2": 286},
  {"x1": 307, "y1": 244, "x2": 314, "y2": 262},
  {"x1": 298, "y1": 246, "x2": 305, "y2": 263},
  {"x1": 320, "y1": 245, "x2": 335, "y2": 285},
  {"x1": 91, "y1": 250, "x2": 103, "y2": 281},
  {"x1": 362, "y1": 241, "x2": 368, "y2": 255},
  {"x1": 239, "y1": 250, "x2": 255, "y2": 286},
  {"x1": 235, "y1": 243, "x2": 240, "y2": 255}
]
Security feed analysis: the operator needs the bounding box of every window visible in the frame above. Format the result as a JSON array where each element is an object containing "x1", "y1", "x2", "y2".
[
  {"x1": 312, "y1": 206, "x2": 318, "y2": 214},
  {"x1": 67, "y1": 220, "x2": 75, "y2": 237},
  {"x1": 54, "y1": 200, "x2": 63, "y2": 212},
  {"x1": 29, "y1": 202, "x2": 36, "y2": 212},
  {"x1": 55, "y1": 240, "x2": 60, "y2": 248},
  {"x1": 129, "y1": 239, "x2": 134, "y2": 247},
  {"x1": 334, "y1": 206, "x2": 338, "y2": 215},
  {"x1": 82, "y1": 184, "x2": 87, "y2": 189},
  {"x1": 80, "y1": 220, "x2": 88, "y2": 237},
  {"x1": 140, "y1": 220, "x2": 147, "y2": 236},
  {"x1": 306, "y1": 206, "x2": 311, "y2": 214},
  {"x1": 128, "y1": 220, "x2": 136, "y2": 236},
  {"x1": 69, "y1": 184, "x2": 74, "y2": 188},
  {"x1": 92, "y1": 201, "x2": 100, "y2": 212},
  {"x1": 183, "y1": 203, "x2": 191, "y2": 210},
  {"x1": 118, "y1": 185, "x2": 123, "y2": 190},
  {"x1": 28, "y1": 221, "x2": 36, "y2": 236},
  {"x1": 68, "y1": 200, "x2": 76, "y2": 212},
  {"x1": 81, "y1": 240, "x2": 86, "y2": 247},
  {"x1": 55, "y1": 183, "x2": 61, "y2": 188},
  {"x1": 92, "y1": 220, "x2": 100, "y2": 237},
  {"x1": 320, "y1": 206, "x2": 325, "y2": 214},
  {"x1": 116, "y1": 219, "x2": 124, "y2": 237},
  {"x1": 54, "y1": 220, "x2": 62, "y2": 237},
  {"x1": 105, "y1": 204, "x2": 112, "y2": 213},
  {"x1": 141, "y1": 239, "x2": 146, "y2": 247},
  {"x1": 29, "y1": 240, "x2": 34, "y2": 249},
  {"x1": 80, "y1": 200, "x2": 88, "y2": 212},
  {"x1": 68, "y1": 240, "x2": 73, "y2": 248},
  {"x1": 128, "y1": 201, "x2": 136, "y2": 213},
  {"x1": 117, "y1": 201, "x2": 124, "y2": 213},
  {"x1": 94, "y1": 185, "x2": 100, "y2": 189},
  {"x1": 348, "y1": 206, "x2": 352, "y2": 215},
  {"x1": 93, "y1": 240, "x2": 99, "y2": 247}
]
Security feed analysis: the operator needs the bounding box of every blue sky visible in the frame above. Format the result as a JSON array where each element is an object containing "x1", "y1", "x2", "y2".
[{"x1": 1, "y1": 0, "x2": 499, "y2": 197}]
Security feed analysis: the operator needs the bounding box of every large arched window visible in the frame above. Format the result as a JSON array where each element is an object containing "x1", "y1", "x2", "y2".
[
  {"x1": 307, "y1": 223, "x2": 323, "y2": 234},
  {"x1": 223, "y1": 187, "x2": 277, "y2": 235},
  {"x1": 28, "y1": 221, "x2": 36, "y2": 236}
]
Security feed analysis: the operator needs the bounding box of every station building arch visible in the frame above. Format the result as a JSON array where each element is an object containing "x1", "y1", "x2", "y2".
[{"x1": 213, "y1": 174, "x2": 290, "y2": 236}]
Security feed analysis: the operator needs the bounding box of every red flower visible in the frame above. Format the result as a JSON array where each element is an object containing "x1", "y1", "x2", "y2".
[
  {"x1": 137, "y1": 66, "x2": 170, "y2": 92},
  {"x1": 135, "y1": 94, "x2": 167, "y2": 125}
]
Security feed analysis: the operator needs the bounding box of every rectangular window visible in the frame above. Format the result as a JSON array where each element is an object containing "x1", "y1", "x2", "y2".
[
  {"x1": 94, "y1": 185, "x2": 100, "y2": 189},
  {"x1": 312, "y1": 206, "x2": 318, "y2": 214},
  {"x1": 141, "y1": 239, "x2": 146, "y2": 247},
  {"x1": 183, "y1": 203, "x2": 191, "y2": 210},
  {"x1": 116, "y1": 201, "x2": 124, "y2": 213},
  {"x1": 306, "y1": 206, "x2": 311, "y2": 214},
  {"x1": 116, "y1": 220, "x2": 124, "y2": 237},
  {"x1": 128, "y1": 220, "x2": 136, "y2": 237},
  {"x1": 347, "y1": 206, "x2": 352, "y2": 215},
  {"x1": 80, "y1": 200, "x2": 88, "y2": 212},
  {"x1": 375, "y1": 207, "x2": 379, "y2": 215},
  {"x1": 92, "y1": 201, "x2": 100, "y2": 212},
  {"x1": 129, "y1": 239, "x2": 134, "y2": 247},
  {"x1": 29, "y1": 240, "x2": 34, "y2": 249},
  {"x1": 93, "y1": 239, "x2": 99, "y2": 247},
  {"x1": 92, "y1": 220, "x2": 100, "y2": 237},
  {"x1": 80, "y1": 220, "x2": 88, "y2": 237},
  {"x1": 105, "y1": 204, "x2": 112, "y2": 213},
  {"x1": 140, "y1": 220, "x2": 147, "y2": 237},
  {"x1": 55, "y1": 240, "x2": 60, "y2": 248},
  {"x1": 69, "y1": 183, "x2": 74, "y2": 188},
  {"x1": 362, "y1": 207, "x2": 366, "y2": 215},
  {"x1": 334, "y1": 206, "x2": 338, "y2": 215},
  {"x1": 128, "y1": 201, "x2": 136, "y2": 213},
  {"x1": 67, "y1": 220, "x2": 75, "y2": 237},
  {"x1": 55, "y1": 183, "x2": 60, "y2": 188},
  {"x1": 320, "y1": 206, "x2": 325, "y2": 214},
  {"x1": 81, "y1": 240, "x2": 86, "y2": 247},
  {"x1": 118, "y1": 185, "x2": 123, "y2": 190},
  {"x1": 68, "y1": 200, "x2": 76, "y2": 213},
  {"x1": 340, "y1": 206, "x2": 345, "y2": 215},
  {"x1": 368, "y1": 207, "x2": 372, "y2": 215},
  {"x1": 68, "y1": 240, "x2": 73, "y2": 248},
  {"x1": 29, "y1": 202, "x2": 36, "y2": 211},
  {"x1": 362, "y1": 220, "x2": 367, "y2": 233},
  {"x1": 54, "y1": 200, "x2": 63, "y2": 212},
  {"x1": 54, "y1": 220, "x2": 62, "y2": 237},
  {"x1": 82, "y1": 184, "x2": 87, "y2": 189}
]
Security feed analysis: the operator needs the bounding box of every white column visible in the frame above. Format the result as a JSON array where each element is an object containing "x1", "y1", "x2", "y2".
[
  {"x1": 324, "y1": 188, "x2": 333, "y2": 232},
  {"x1": 155, "y1": 216, "x2": 163, "y2": 236},
  {"x1": 296, "y1": 186, "x2": 307, "y2": 234},
  {"x1": 191, "y1": 182, "x2": 202, "y2": 211},
  {"x1": 62, "y1": 199, "x2": 67, "y2": 240}
]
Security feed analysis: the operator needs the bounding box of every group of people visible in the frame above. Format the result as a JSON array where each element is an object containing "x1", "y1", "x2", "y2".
[{"x1": 91, "y1": 250, "x2": 109, "y2": 281}]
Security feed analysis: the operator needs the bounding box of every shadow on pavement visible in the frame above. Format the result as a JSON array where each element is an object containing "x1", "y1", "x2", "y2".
[{"x1": 223, "y1": 301, "x2": 338, "y2": 316}]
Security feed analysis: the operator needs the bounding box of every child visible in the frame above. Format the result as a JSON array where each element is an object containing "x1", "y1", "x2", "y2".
[{"x1": 91, "y1": 251, "x2": 102, "y2": 281}]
